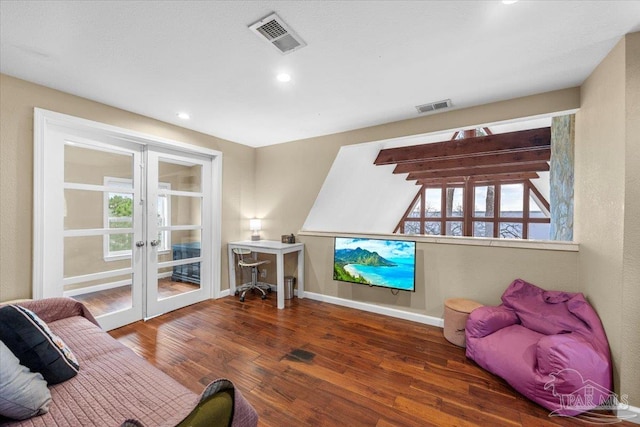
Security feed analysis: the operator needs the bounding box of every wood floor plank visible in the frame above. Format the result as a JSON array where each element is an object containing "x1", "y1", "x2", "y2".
[
  {"x1": 317, "y1": 379, "x2": 433, "y2": 427},
  {"x1": 108, "y1": 297, "x2": 634, "y2": 426},
  {"x1": 394, "y1": 395, "x2": 478, "y2": 427},
  {"x1": 439, "y1": 398, "x2": 521, "y2": 427}
]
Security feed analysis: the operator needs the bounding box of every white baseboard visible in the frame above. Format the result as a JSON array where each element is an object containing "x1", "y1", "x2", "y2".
[
  {"x1": 303, "y1": 291, "x2": 444, "y2": 328},
  {"x1": 618, "y1": 403, "x2": 640, "y2": 424}
]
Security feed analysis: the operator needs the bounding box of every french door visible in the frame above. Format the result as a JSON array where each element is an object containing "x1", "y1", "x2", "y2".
[
  {"x1": 145, "y1": 149, "x2": 212, "y2": 318},
  {"x1": 56, "y1": 135, "x2": 144, "y2": 330},
  {"x1": 34, "y1": 109, "x2": 219, "y2": 331}
]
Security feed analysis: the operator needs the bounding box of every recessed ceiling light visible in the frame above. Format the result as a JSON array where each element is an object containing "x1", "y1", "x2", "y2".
[
  {"x1": 177, "y1": 112, "x2": 190, "y2": 120},
  {"x1": 502, "y1": 0, "x2": 518, "y2": 4},
  {"x1": 277, "y1": 73, "x2": 291, "y2": 83}
]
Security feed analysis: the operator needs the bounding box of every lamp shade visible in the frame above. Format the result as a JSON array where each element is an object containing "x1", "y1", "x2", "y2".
[{"x1": 249, "y1": 219, "x2": 262, "y2": 231}]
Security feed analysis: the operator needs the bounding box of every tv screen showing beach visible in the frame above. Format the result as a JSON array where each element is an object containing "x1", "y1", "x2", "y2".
[{"x1": 333, "y1": 237, "x2": 416, "y2": 292}]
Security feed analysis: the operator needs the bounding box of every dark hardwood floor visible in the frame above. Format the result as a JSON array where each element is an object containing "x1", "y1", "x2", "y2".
[
  {"x1": 109, "y1": 296, "x2": 629, "y2": 427},
  {"x1": 73, "y1": 278, "x2": 199, "y2": 317}
]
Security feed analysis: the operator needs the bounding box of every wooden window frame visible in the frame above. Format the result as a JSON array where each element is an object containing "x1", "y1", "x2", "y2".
[{"x1": 395, "y1": 179, "x2": 550, "y2": 239}]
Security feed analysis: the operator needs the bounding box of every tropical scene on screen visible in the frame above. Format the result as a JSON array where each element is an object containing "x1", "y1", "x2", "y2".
[{"x1": 334, "y1": 238, "x2": 416, "y2": 291}]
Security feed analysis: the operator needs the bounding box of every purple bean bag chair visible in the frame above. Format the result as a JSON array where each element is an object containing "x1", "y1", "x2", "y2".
[{"x1": 465, "y1": 279, "x2": 612, "y2": 416}]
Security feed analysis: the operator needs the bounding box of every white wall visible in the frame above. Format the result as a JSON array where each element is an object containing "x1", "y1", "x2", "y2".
[{"x1": 302, "y1": 142, "x2": 417, "y2": 233}]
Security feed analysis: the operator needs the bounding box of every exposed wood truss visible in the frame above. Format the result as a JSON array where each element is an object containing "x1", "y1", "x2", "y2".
[
  {"x1": 378, "y1": 127, "x2": 552, "y2": 238},
  {"x1": 374, "y1": 127, "x2": 551, "y2": 183},
  {"x1": 416, "y1": 172, "x2": 541, "y2": 187},
  {"x1": 407, "y1": 161, "x2": 550, "y2": 181}
]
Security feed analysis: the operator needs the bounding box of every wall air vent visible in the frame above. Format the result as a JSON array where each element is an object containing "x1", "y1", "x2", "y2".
[
  {"x1": 415, "y1": 99, "x2": 452, "y2": 114},
  {"x1": 249, "y1": 13, "x2": 307, "y2": 55}
]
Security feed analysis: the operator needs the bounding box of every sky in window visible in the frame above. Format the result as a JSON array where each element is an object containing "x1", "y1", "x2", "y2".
[{"x1": 501, "y1": 184, "x2": 524, "y2": 212}]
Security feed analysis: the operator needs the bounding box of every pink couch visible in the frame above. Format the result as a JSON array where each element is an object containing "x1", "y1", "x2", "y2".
[
  {"x1": 2, "y1": 298, "x2": 258, "y2": 426},
  {"x1": 465, "y1": 279, "x2": 612, "y2": 416}
]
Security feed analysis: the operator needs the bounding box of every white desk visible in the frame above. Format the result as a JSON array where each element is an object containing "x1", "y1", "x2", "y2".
[{"x1": 228, "y1": 240, "x2": 305, "y2": 309}]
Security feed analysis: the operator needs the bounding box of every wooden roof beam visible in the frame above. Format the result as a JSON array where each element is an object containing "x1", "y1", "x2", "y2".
[
  {"x1": 416, "y1": 173, "x2": 541, "y2": 186},
  {"x1": 375, "y1": 127, "x2": 550, "y2": 165},
  {"x1": 415, "y1": 178, "x2": 465, "y2": 186},
  {"x1": 470, "y1": 172, "x2": 540, "y2": 182},
  {"x1": 407, "y1": 162, "x2": 549, "y2": 180},
  {"x1": 392, "y1": 147, "x2": 550, "y2": 174}
]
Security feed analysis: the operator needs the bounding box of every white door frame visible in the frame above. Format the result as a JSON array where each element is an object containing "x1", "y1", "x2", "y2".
[{"x1": 33, "y1": 108, "x2": 222, "y2": 328}]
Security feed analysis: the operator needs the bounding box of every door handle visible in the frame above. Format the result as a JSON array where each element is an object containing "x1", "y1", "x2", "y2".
[
  {"x1": 136, "y1": 241, "x2": 145, "y2": 247},
  {"x1": 150, "y1": 240, "x2": 160, "y2": 247}
]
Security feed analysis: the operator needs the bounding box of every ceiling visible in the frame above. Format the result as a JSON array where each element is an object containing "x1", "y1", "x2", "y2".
[{"x1": 2, "y1": 1, "x2": 639, "y2": 148}]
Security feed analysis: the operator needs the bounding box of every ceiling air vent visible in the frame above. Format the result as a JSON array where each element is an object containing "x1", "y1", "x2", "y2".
[
  {"x1": 415, "y1": 99, "x2": 452, "y2": 114},
  {"x1": 249, "y1": 13, "x2": 307, "y2": 55}
]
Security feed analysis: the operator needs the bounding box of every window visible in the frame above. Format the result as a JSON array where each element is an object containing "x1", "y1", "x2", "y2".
[
  {"x1": 104, "y1": 177, "x2": 170, "y2": 259},
  {"x1": 395, "y1": 180, "x2": 550, "y2": 240}
]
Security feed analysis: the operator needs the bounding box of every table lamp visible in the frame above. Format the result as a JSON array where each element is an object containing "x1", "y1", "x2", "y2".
[{"x1": 250, "y1": 218, "x2": 261, "y2": 241}]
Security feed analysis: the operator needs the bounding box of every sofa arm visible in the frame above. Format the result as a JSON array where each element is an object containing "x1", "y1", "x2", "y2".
[
  {"x1": 15, "y1": 297, "x2": 99, "y2": 327},
  {"x1": 538, "y1": 334, "x2": 612, "y2": 415},
  {"x1": 537, "y1": 334, "x2": 611, "y2": 379},
  {"x1": 466, "y1": 305, "x2": 519, "y2": 339}
]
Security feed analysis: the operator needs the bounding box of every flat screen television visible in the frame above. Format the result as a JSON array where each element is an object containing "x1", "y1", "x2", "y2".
[{"x1": 333, "y1": 237, "x2": 416, "y2": 292}]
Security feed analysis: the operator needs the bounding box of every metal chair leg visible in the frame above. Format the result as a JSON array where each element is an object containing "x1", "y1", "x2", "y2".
[{"x1": 237, "y1": 265, "x2": 269, "y2": 302}]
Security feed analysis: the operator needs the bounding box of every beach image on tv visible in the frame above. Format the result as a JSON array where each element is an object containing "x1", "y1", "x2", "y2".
[{"x1": 333, "y1": 237, "x2": 416, "y2": 291}]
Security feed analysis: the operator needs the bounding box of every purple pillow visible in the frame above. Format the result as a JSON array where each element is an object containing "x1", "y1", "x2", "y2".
[{"x1": 501, "y1": 279, "x2": 587, "y2": 336}]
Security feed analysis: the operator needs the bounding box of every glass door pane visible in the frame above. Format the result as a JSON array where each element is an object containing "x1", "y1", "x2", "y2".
[
  {"x1": 161, "y1": 230, "x2": 202, "y2": 300},
  {"x1": 63, "y1": 140, "x2": 143, "y2": 329}
]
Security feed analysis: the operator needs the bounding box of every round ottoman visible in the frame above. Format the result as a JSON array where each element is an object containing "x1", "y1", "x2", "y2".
[{"x1": 443, "y1": 298, "x2": 483, "y2": 347}]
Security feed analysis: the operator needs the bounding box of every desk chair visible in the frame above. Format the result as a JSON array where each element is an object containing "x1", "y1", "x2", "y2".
[{"x1": 232, "y1": 248, "x2": 271, "y2": 302}]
